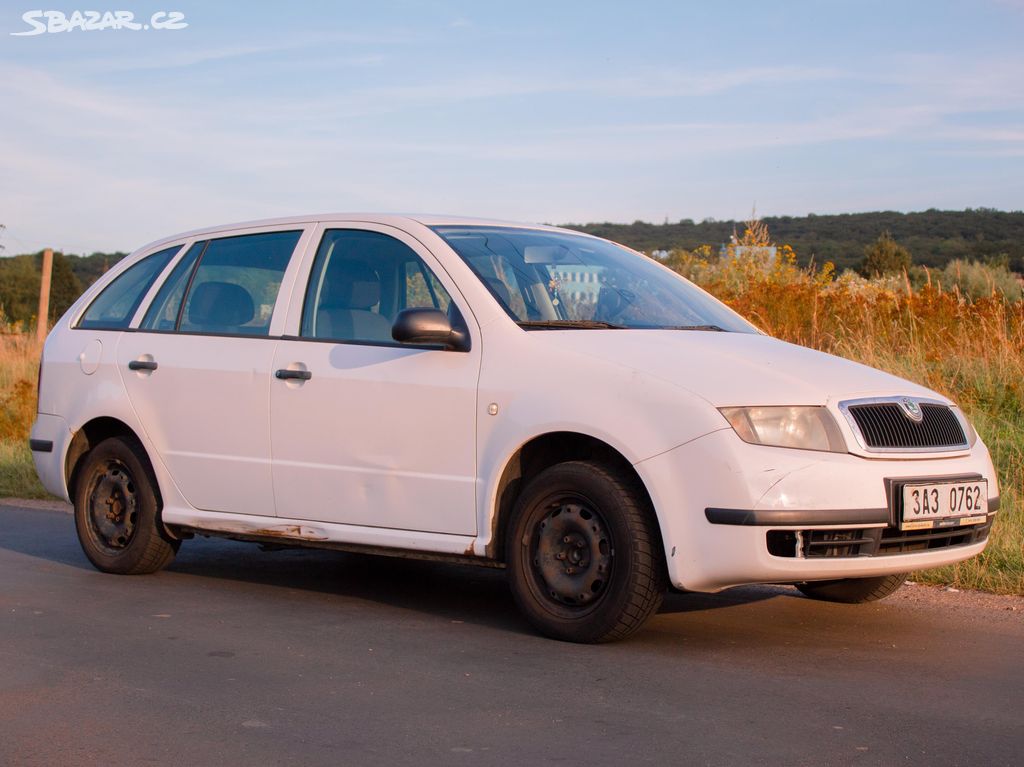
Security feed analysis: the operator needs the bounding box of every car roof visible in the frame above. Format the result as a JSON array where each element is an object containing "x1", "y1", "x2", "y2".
[{"x1": 134, "y1": 213, "x2": 575, "y2": 255}]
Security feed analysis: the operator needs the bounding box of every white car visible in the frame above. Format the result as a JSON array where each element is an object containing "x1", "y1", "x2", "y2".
[{"x1": 31, "y1": 214, "x2": 999, "y2": 642}]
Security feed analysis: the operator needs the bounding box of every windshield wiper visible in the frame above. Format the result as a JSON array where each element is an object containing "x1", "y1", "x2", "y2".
[
  {"x1": 660, "y1": 324, "x2": 727, "y2": 332},
  {"x1": 517, "y1": 320, "x2": 626, "y2": 330},
  {"x1": 518, "y1": 320, "x2": 727, "y2": 331}
]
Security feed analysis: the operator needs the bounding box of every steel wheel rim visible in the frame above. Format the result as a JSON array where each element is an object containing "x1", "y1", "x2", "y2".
[
  {"x1": 528, "y1": 498, "x2": 613, "y2": 610},
  {"x1": 86, "y1": 459, "x2": 139, "y2": 552}
]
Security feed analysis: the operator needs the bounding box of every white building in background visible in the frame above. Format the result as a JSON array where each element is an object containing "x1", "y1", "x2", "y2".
[
  {"x1": 719, "y1": 243, "x2": 778, "y2": 261},
  {"x1": 553, "y1": 267, "x2": 601, "y2": 304}
]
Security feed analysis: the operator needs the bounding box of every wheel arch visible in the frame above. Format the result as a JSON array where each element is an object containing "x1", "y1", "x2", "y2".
[
  {"x1": 485, "y1": 431, "x2": 663, "y2": 562},
  {"x1": 65, "y1": 417, "x2": 153, "y2": 503}
]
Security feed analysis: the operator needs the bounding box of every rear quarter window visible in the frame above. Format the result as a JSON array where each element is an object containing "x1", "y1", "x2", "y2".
[{"x1": 76, "y1": 245, "x2": 181, "y2": 330}]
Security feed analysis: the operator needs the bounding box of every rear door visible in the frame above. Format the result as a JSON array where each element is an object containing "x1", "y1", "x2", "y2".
[
  {"x1": 118, "y1": 227, "x2": 309, "y2": 516},
  {"x1": 269, "y1": 223, "x2": 480, "y2": 535}
]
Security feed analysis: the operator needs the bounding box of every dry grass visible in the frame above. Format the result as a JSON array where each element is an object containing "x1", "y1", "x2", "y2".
[
  {"x1": 0, "y1": 440, "x2": 47, "y2": 498},
  {"x1": 0, "y1": 333, "x2": 39, "y2": 443},
  {"x1": 669, "y1": 248, "x2": 1024, "y2": 594},
  {"x1": 0, "y1": 331, "x2": 47, "y2": 498}
]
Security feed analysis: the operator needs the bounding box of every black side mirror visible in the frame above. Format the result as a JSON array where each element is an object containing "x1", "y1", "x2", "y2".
[{"x1": 392, "y1": 308, "x2": 471, "y2": 352}]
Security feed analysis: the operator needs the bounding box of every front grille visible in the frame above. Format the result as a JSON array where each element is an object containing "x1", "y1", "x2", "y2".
[
  {"x1": 877, "y1": 522, "x2": 991, "y2": 555},
  {"x1": 846, "y1": 402, "x2": 967, "y2": 450},
  {"x1": 765, "y1": 518, "x2": 992, "y2": 559}
]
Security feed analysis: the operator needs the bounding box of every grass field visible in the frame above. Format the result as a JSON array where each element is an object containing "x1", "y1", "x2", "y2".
[
  {"x1": 1, "y1": 252, "x2": 1021, "y2": 593},
  {"x1": 0, "y1": 331, "x2": 46, "y2": 498}
]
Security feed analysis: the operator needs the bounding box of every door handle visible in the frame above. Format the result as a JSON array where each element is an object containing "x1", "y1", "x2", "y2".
[
  {"x1": 128, "y1": 359, "x2": 158, "y2": 371},
  {"x1": 275, "y1": 368, "x2": 312, "y2": 381}
]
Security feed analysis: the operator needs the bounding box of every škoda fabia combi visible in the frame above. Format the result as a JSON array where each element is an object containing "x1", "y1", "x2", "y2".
[{"x1": 31, "y1": 215, "x2": 999, "y2": 642}]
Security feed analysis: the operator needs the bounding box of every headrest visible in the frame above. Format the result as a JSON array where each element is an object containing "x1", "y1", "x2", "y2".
[
  {"x1": 324, "y1": 260, "x2": 381, "y2": 310},
  {"x1": 188, "y1": 281, "x2": 255, "y2": 328}
]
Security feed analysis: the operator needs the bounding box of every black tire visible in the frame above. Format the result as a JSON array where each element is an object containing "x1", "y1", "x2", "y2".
[
  {"x1": 796, "y1": 573, "x2": 907, "y2": 604},
  {"x1": 506, "y1": 461, "x2": 666, "y2": 643},
  {"x1": 73, "y1": 435, "x2": 179, "y2": 575}
]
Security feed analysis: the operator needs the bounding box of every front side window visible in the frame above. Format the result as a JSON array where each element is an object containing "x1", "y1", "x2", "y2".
[
  {"x1": 76, "y1": 245, "x2": 180, "y2": 330},
  {"x1": 433, "y1": 226, "x2": 755, "y2": 332},
  {"x1": 301, "y1": 229, "x2": 454, "y2": 344},
  {"x1": 140, "y1": 231, "x2": 301, "y2": 336}
]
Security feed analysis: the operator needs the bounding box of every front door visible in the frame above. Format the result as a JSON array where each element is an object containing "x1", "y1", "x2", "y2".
[{"x1": 270, "y1": 226, "x2": 480, "y2": 535}]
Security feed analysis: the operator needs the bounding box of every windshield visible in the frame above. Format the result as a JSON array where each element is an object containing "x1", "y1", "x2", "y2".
[{"x1": 432, "y1": 226, "x2": 756, "y2": 332}]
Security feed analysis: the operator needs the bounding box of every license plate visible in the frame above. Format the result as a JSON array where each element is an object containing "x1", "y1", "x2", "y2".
[{"x1": 900, "y1": 479, "x2": 988, "y2": 530}]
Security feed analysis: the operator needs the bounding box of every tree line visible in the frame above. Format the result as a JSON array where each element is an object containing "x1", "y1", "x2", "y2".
[{"x1": 564, "y1": 208, "x2": 1024, "y2": 272}]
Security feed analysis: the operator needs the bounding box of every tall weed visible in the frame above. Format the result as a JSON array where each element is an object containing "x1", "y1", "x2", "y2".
[
  {"x1": 669, "y1": 248, "x2": 1023, "y2": 594},
  {"x1": 0, "y1": 332, "x2": 38, "y2": 442}
]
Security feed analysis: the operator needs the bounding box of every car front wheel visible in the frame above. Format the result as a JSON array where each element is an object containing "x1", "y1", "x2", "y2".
[
  {"x1": 506, "y1": 461, "x2": 666, "y2": 643},
  {"x1": 796, "y1": 573, "x2": 907, "y2": 604}
]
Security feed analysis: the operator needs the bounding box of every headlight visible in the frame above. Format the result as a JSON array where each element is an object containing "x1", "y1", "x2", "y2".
[{"x1": 719, "y1": 406, "x2": 847, "y2": 453}]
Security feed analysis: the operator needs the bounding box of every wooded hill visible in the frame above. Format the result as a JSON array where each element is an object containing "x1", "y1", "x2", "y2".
[{"x1": 564, "y1": 208, "x2": 1024, "y2": 272}]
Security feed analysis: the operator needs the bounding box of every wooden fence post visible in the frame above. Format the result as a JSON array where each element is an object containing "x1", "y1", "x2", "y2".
[{"x1": 36, "y1": 248, "x2": 53, "y2": 344}]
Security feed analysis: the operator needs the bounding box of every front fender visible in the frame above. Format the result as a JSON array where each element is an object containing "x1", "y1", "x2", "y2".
[{"x1": 473, "y1": 323, "x2": 725, "y2": 552}]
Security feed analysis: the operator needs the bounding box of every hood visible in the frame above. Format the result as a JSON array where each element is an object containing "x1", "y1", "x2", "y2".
[{"x1": 535, "y1": 330, "x2": 943, "y2": 408}]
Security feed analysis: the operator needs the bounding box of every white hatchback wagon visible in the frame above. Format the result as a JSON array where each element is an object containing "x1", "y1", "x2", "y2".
[{"x1": 32, "y1": 214, "x2": 999, "y2": 642}]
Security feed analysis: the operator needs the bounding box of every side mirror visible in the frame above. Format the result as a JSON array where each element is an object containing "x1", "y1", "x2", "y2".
[{"x1": 392, "y1": 308, "x2": 471, "y2": 352}]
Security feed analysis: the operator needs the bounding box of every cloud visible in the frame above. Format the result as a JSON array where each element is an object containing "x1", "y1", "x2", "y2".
[
  {"x1": 1, "y1": 42, "x2": 1022, "y2": 252},
  {"x1": 60, "y1": 29, "x2": 413, "y2": 74}
]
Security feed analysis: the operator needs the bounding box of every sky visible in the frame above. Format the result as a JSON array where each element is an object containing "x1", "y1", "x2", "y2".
[{"x1": 1, "y1": 0, "x2": 1023, "y2": 255}]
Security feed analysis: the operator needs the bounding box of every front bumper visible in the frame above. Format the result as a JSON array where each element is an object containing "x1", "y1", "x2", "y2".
[{"x1": 635, "y1": 428, "x2": 1000, "y2": 592}]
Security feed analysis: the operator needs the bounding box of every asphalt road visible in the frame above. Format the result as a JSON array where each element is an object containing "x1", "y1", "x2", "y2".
[{"x1": 1, "y1": 502, "x2": 1022, "y2": 767}]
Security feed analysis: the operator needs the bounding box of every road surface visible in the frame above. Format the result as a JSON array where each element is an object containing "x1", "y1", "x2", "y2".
[{"x1": 1, "y1": 501, "x2": 1021, "y2": 766}]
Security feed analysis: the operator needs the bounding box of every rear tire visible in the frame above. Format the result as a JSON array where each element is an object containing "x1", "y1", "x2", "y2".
[
  {"x1": 73, "y1": 436, "x2": 179, "y2": 575},
  {"x1": 796, "y1": 573, "x2": 907, "y2": 604},
  {"x1": 506, "y1": 461, "x2": 666, "y2": 643}
]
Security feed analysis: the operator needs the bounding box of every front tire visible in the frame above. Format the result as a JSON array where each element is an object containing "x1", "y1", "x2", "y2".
[
  {"x1": 74, "y1": 436, "x2": 179, "y2": 574},
  {"x1": 796, "y1": 573, "x2": 907, "y2": 604},
  {"x1": 506, "y1": 461, "x2": 666, "y2": 643}
]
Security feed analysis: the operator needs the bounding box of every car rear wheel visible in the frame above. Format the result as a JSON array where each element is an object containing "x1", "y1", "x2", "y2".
[
  {"x1": 506, "y1": 461, "x2": 665, "y2": 643},
  {"x1": 796, "y1": 573, "x2": 907, "y2": 604},
  {"x1": 74, "y1": 436, "x2": 179, "y2": 574}
]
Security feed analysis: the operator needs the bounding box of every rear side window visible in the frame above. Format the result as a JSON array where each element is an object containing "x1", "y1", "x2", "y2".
[
  {"x1": 140, "y1": 231, "x2": 301, "y2": 336},
  {"x1": 141, "y1": 241, "x2": 206, "y2": 331},
  {"x1": 76, "y1": 245, "x2": 180, "y2": 330}
]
